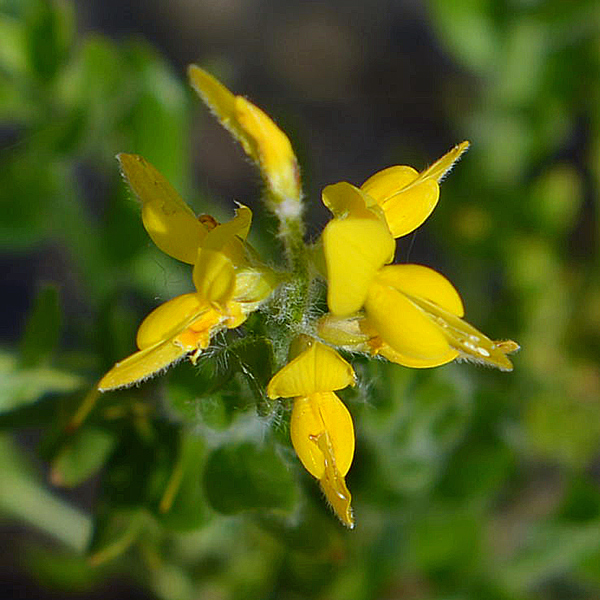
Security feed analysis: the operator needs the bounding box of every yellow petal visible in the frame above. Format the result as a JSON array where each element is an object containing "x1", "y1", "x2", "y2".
[
  {"x1": 361, "y1": 165, "x2": 419, "y2": 202},
  {"x1": 376, "y1": 264, "x2": 464, "y2": 317},
  {"x1": 290, "y1": 393, "x2": 355, "y2": 528},
  {"x1": 366, "y1": 266, "x2": 518, "y2": 371},
  {"x1": 290, "y1": 393, "x2": 355, "y2": 478},
  {"x1": 205, "y1": 204, "x2": 252, "y2": 263},
  {"x1": 136, "y1": 293, "x2": 207, "y2": 349},
  {"x1": 322, "y1": 180, "x2": 382, "y2": 216},
  {"x1": 188, "y1": 65, "x2": 301, "y2": 205},
  {"x1": 100, "y1": 296, "x2": 226, "y2": 391},
  {"x1": 316, "y1": 313, "x2": 371, "y2": 348},
  {"x1": 267, "y1": 342, "x2": 355, "y2": 399},
  {"x1": 98, "y1": 338, "x2": 189, "y2": 391},
  {"x1": 211, "y1": 204, "x2": 252, "y2": 243},
  {"x1": 361, "y1": 165, "x2": 439, "y2": 238},
  {"x1": 359, "y1": 142, "x2": 469, "y2": 238},
  {"x1": 322, "y1": 182, "x2": 395, "y2": 316},
  {"x1": 222, "y1": 301, "x2": 246, "y2": 329},
  {"x1": 365, "y1": 279, "x2": 454, "y2": 364},
  {"x1": 193, "y1": 205, "x2": 253, "y2": 306},
  {"x1": 419, "y1": 141, "x2": 470, "y2": 183},
  {"x1": 373, "y1": 337, "x2": 458, "y2": 368},
  {"x1": 235, "y1": 97, "x2": 302, "y2": 204},
  {"x1": 233, "y1": 267, "x2": 278, "y2": 304},
  {"x1": 187, "y1": 65, "x2": 245, "y2": 151},
  {"x1": 312, "y1": 432, "x2": 354, "y2": 529},
  {"x1": 407, "y1": 295, "x2": 519, "y2": 371},
  {"x1": 173, "y1": 307, "x2": 227, "y2": 355},
  {"x1": 193, "y1": 248, "x2": 236, "y2": 306},
  {"x1": 117, "y1": 154, "x2": 207, "y2": 264}
]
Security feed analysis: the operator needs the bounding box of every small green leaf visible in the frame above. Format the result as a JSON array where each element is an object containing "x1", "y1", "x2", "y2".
[
  {"x1": 204, "y1": 441, "x2": 297, "y2": 515},
  {"x1": 0, "y1": 351, "x2": 83, "y2": 415},
  {"x1": 19, "y1": 284, "x2": 61, "y2": 368},
  {"x1": 156, "y1": 431, "x2": 208, "y2": 532},
  {"x1": 50, "y1": 427, "x2": 116, "y2": 488}
]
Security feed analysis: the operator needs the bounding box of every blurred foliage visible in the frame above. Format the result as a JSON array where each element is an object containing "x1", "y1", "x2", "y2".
[{"x1": 1, "y1": 0, "x2": 600, "y2": 599}]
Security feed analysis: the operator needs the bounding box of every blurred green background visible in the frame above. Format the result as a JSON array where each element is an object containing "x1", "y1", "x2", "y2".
[{"x1": 2, "y1": 0, "x2": 600, "y2": 598}]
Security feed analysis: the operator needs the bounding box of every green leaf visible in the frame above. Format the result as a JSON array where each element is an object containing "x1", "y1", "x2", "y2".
[
  {"x1": 204, "y1": 441, "x2": 297, "y2": 515},
  {"x1": 0, "y1": 350, "x2": 83, "y2": 415},
  {"x1": 360, "y1": 366, "x2": 472, "y2": 497},
  {"x1": 0, "y1": 14, "x2": 28, "y2": 77},
  {"x1": 19, "y1": 284, "x2": 61, "y2": 367},
  {"x1": 0, "y1": 434, "x2": 91, "y2": 551},
  {"x1": 500, "y1": 521, "x2": 600, "y2": 594},
  {"x1": 0, "y1": 155, "x2": 56, "y2": 250},
  {"x1": 558, "y1": 477, "x2": 600, "y2": 522},
  {"x1": 50, "y1": 426, "x2": 116, "y2": 488},
  {"x1": 254, "y1": 501, "x2": 343, "y2": 554},
  {"x1": 68, "y1": 36, "x2": 128, "y2": 152},
  {"x1": 0, "y1": 392, "x2": 61, "y2": 429},
  {"x1": 525, "y1": 393, "x2": 600, "y2": 467},
  {"x1": 438, "y1": 441, "x2": 514, "y2": 502},
  {"x1": 95, "y1": 294, "x2": 142, "y2": 372},
  {"x1": 165, "y1": 355, "x2": 234, "y2": 427},
  {"x1": 155, "y1": 431, "x2": 209, "y2": 532}
]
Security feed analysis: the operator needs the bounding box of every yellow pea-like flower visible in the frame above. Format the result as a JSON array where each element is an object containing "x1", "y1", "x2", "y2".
[
  {"x1": 267, "y1": 340, "x2": 356, "y2": 527},
  {"x1": 321, "y1": 182, "x2": 395, "y2": 317},
  {"x1": 360, "y1": 141, "x2": 469, "y2": 238},
  {"x1": 98, "y1": 294, "x2": 226, "y2": 391},
  {"x1": 99, "y1": 65, "x2": 518, "y2": 530},
  {"x1": 99, "y1": 156, "x2": 277, "y2": 392},
  {"x1": 188, "y1": 65, "x2": 302, "y2": 208},
  {"x1": 363, "y1": 264, "x2": 518, "y2": 370}
]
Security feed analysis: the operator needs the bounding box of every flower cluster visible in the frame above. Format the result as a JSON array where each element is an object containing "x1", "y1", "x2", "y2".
[{"x1": 99, "y1": 65, "x2": 518, "y2": 528}]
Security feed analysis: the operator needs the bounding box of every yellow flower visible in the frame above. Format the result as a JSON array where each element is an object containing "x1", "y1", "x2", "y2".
[
  {"x1": 320, "y1": 181, "x2": 395, "y2": 317},
  {"x1": 361, "y1": 141, "x2": 469, "y2": 238},
  {"x1": 319, "y1": 142, "x2": 518, "y2": 371},
  {"x1": 321, "y1": 143, "x2": 468, "y2": 317},
  {"x1": 99, "y1": 64, "x2": 518, "y2": 529},
  {"x1": 188, "y1": 65, "x2": 302, "y2": 212},
  {"x1": 318, "y1": 264, "x2": 519, "y2": 370},
  {"x1": 267, "y1": 340, "x2": 357, "y2": 528},
  {"x1": 98, "y1": 155, "x2": 276, "y2": 391}
]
